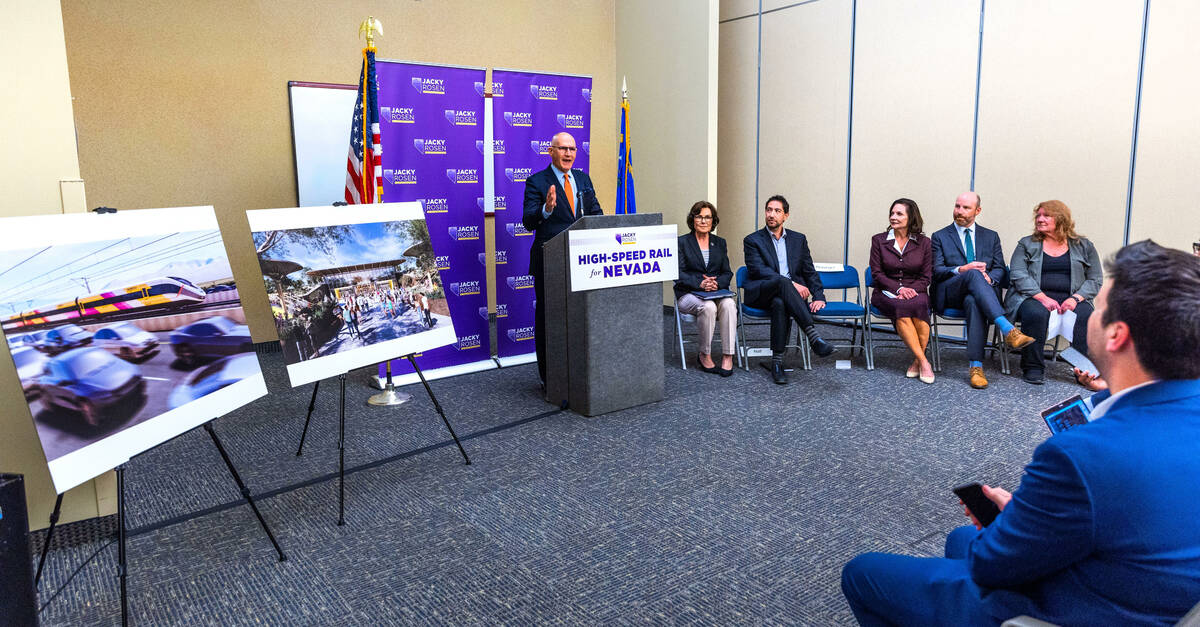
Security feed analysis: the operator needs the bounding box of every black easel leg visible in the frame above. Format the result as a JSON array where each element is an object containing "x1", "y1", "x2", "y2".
[
  {"x1": 117, "y1": 465, "x2": 128, "y2": 627},
  {"x1": 204, "y1": 424, "x2": 287, "y2": 562},
  {"x1": 337, "y1": 373, "x2": 346, "y2": 526},
  {"x1": 34, "y1": 494, "x2": 63, "y2": 588},
  {"x1": 406, "y1": 355, "x2": 471, "y2": 465},
  {"x1": 296, "y1": 380, "x2": 321, "y2": 456}
]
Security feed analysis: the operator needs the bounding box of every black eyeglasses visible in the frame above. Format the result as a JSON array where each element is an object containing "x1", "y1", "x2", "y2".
[
  {"x1": 551, "y1": 146, "x2": 577, "y2": 152},
  {"x1": 694, "y1": 215, "x2": 713, "y2": 221}
]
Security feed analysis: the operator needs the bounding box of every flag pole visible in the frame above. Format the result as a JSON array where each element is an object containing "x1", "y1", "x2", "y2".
[{"x1": 358, "y1": 16, "x2": 383, "y2": 203}]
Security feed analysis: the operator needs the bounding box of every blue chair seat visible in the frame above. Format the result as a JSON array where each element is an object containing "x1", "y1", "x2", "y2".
[
  {"x1": 819, "y1": 302, "x2": 865, "y2": 317},
  {"x1": 740, "y1": 304, "x2": 770, "y2": 319},
  {"x1": 940, "y1": 307, "x2": 966, "y2": 318}
]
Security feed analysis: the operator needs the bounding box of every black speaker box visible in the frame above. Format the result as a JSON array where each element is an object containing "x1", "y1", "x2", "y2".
[{"x1": 0, "y1": 474, "x2": 38, "y2": 626}]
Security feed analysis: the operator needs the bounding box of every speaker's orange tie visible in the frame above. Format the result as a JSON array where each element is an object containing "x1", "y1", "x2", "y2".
[{"x1": 563, "y1": 173, "x2": 576, "y2": 217}]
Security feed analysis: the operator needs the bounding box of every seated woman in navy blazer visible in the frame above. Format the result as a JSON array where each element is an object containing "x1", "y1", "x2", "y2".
[
  {"x1": 674, "y1": 201, "x2": 736, "y2": 376},
  {"x1": 869, "y1": 198, "x2": 935, "y2": 383}
]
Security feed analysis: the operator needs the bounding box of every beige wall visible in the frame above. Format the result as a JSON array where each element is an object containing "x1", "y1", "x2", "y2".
[
  {"x1": 0, "y1": 2, "x2": 110, "y2": 529},
  {"x1": 616, "y1": 0, "x2": 720, "y2": 304},
  {"x1": 61, "y1": 0, "x2": 618, "y2": 342},
  {"x1": 719, "y1": 0, "x2": 1195, "y2": 298}
]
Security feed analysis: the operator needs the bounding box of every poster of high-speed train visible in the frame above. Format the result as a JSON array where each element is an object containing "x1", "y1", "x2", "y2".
[{"x1": 0, "y1": 206, "x2": 267, "y2": 494}]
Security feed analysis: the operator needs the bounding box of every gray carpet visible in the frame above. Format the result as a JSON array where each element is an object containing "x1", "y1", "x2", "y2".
[{"x1": 30, "y1": 315, "x2": 1087, "y2": 625}]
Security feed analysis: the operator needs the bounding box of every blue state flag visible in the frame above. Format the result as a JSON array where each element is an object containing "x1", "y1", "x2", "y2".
[{"x1": 616, "y1": 100, "x2": 636, "y2": 214}]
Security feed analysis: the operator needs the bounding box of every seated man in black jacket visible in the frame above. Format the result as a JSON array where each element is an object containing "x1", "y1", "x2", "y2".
[{"x1": 742, "y1": 195, "x2": 836, "y2": 384}]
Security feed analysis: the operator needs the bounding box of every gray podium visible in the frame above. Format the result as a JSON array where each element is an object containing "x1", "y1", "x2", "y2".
[{"x1": 543, "y1": 213, "x2": 665, "y2": 416}]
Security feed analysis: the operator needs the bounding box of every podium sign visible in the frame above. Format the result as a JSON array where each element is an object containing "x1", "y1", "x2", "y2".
[{"x1": 568, "y1": 225, "x2": 678, "y2": 292}]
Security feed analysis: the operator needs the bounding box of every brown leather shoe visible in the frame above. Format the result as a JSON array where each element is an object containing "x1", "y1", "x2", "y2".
[
  {"x1": 969, "y1": 366, "x2": 989, "y2": 389},
  {"x1": 1005, "y1": 328, "x2": 1036, "y2": 350}
]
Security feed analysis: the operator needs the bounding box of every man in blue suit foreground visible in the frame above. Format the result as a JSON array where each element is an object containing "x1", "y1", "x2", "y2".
[
  {"x1": 930, "y1": 192, "x2": 1035, "y2": 389},
  {"x1": 522, "y1": 132, "x2": 603, "y2": 386},
  {"x1": 841, "y1": 240, "x2": 1200, "y2": 626},
  {"x1": 743, "y1": 195, "x2": 837, "y2": 385}
]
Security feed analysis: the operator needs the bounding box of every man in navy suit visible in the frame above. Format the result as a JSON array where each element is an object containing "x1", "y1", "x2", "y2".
[
  {"x1": 930, "y1": 192, "x2": 1034, "y2": 389},
  {"x1": 521, "y1": 132, "x2": 603, "y2": 385},
  {"x1": 842, "y1": 240, "x2": 1200, "y2": 626},
  {"x1": 743, "y1": 195, "x2": 836, "y2": 384}
]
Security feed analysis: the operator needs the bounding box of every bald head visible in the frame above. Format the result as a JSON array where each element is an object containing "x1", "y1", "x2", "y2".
[
  {"x1": 549, "y1": 132, "x2": 577, "y2": 171},
  {"x1": 953, "y1": 191, "x2": 982, "y2": 227}
]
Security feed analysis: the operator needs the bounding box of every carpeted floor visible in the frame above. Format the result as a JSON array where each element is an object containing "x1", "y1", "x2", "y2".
[{"x1": 30, "y1": 315, "x2": 1089, "y2": 625}]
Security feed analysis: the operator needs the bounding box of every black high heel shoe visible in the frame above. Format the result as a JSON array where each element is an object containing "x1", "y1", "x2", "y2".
[{"x1": 696, "y1": 356, "x2": 720, "y2": 374}]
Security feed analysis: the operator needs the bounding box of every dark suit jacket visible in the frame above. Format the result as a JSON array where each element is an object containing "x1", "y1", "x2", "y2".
[
  {"x1": 930, "y1": 223, "x2": 1007, "y2": 311},
  {"x1": 521, "y1": 165, "x2": 603, "y2": 277},
  {"x1": 673, "y1": 233, "x2": 733, "y2": 301},
  {"x1": 741, "y1": 227, "x2": 824, "y2": 306},
  {"x1": 959, "y1": 379, "x2": 1200, "y2": 624}
]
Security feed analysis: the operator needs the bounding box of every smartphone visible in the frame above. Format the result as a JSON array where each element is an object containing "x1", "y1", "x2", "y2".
[
  {"x1": 953, "y1": 483, "x2": 1001, "y2": 527},
  {"x1": 1041, "y1": 394, "x2": 1092, "y2": 434}
]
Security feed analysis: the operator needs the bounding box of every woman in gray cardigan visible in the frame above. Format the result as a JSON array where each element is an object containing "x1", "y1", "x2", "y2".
[{"x1": 1004, "y1": 200, "x2": 1103, "y2": 384}]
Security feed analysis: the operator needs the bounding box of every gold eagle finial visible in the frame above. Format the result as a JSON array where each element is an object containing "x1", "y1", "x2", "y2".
[{"x1": 359, "y1": 17, "x2": 383, "y2": 49}]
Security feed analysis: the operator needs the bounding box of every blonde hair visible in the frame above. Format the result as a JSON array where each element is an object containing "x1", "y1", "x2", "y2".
[{"x1": 1031, "y1": 200, "x2": 1081, "y2": 242}]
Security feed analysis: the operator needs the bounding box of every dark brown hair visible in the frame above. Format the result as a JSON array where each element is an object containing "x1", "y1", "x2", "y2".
[
  {"x1": 888, "y1": 198, "x2": 924, "y2": 237},
  {"x1": 686, "y1": 201, "x2": 719, "y2": 231}
]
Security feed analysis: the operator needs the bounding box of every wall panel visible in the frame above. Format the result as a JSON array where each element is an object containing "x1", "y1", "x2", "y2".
[
  {"x1": 847, "y1": 0, "x2": 978, "y2": 271},
  {"x1": 757, "y1": 0, "x2": 851, "y2": 264},
  {"x1": 716, "y1": 17, "x2": 761, "y2": 273},
  {"x1": 1129, "y1": 0, "x2": 1200, "y2": 253},
  {"x1": 973, "y1": 0, "x2": 1142, "y2": 262}
]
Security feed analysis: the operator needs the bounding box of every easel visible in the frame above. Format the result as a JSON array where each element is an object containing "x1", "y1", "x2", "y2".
[
  {"x1": 34, "y1": 423, "x2": 287, "y2": 625},
  {"x1": 295, "y1": 354, "x2": 470, "y2": 525}
]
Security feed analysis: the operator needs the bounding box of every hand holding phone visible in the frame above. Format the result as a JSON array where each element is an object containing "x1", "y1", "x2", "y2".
[{"x1": 954, "y1": 483, "x2": 1003, "y2": 528}]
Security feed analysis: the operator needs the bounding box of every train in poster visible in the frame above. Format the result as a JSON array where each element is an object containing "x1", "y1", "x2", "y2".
[{"x1": 2, "y1": 277, "x2": 206, "y2": 333}]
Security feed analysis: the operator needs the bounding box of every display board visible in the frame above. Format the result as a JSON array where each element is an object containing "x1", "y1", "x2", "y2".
[
  {"x1": 288, "y1": 81, "x2": 359, "y2": 207},
  {"x1": 0, "y1": 207, "x2": 267, "y2": 493},
  {"x1": 490, "y1": 69, "x2": 593, "y2": 361},
  {"x1": 247, "y1": 202, "x2": 456, "y2": 387}
]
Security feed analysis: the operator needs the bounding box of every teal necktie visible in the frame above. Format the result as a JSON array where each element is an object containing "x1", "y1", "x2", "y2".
[{"x1": 964, "y1": 229, "x2": 975, "y2": 262}]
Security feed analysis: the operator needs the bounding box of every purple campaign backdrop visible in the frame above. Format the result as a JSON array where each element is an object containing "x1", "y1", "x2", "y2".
[
  {"x1": 376, "y1": 61, "x2": 490, "y2": 375},
  {"x1": 490, "y1": 70, "x2": 593, "y2": 359}
]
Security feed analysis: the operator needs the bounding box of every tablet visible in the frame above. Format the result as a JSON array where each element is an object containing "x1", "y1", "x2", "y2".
[{"x1": 1041, "y1": 394, "x2": 1092, "y2": 434}]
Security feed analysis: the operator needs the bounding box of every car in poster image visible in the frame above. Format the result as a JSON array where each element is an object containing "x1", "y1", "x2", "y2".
[
  {"x1": 36, "y1": 324, "x2": 94, "y2": 355},
  {"x1": 92, "y1": 322, "x2": 159, "y2": 360},
  {"x1": 168, "y1": 353, "x2": 260, "y2": 409},
  {"x1": 7, "y1": 332, "x2": 39, "y2": 349},
  {"x1": 34, "y1": 347, "x2": 145, "y2": 426},
  {"x1": 169, "y1": 315, "x2": 252, "y2": 366},
  {"x1": 11, "y1": 346, "x2": 49, "y2": 399}
]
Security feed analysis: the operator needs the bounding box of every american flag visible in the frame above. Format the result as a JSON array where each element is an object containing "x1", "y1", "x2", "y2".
[{"x1": 345, "y1": 48, "x2": 382, "y2": 204}]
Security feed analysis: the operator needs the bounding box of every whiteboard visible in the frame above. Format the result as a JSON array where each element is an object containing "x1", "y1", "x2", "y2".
[{"x1": 288, "y1": 82, "x2": 358, "y2": 207}]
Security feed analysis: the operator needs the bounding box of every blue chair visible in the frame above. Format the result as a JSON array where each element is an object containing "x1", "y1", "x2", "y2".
[
  {"x1": 672, "y1": 306, "x2": 698, "y2": 370},
  {"x1": 735, "y1": 266, "x2": 808, "y2": 371},
  {"x1": 813, "y1": 265, "x2": 872, "y2": 369},
  {"x1": 929, "y1": 276, "x2": 1010, "y2": 373}
]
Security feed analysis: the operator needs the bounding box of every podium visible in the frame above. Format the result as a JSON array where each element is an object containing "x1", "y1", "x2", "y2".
[{"x1": 543, "y1": 213, "x2": 666, "y2": 416}]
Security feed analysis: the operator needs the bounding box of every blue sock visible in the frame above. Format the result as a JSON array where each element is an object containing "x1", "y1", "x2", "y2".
[
  {"x1": 969, "y1": 360, "x2": 983, "y2": 369},
  {"x1": 995, "y1": 316, "x2": 1015, "y2": 334}
]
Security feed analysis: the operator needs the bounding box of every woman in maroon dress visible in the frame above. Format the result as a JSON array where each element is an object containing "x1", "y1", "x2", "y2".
[{"x1": 869, "y1": 198, "x2": 934, "y2": 383}]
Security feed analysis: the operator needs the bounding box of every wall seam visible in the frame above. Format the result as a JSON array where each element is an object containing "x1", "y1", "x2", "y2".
[
  {"x1": 969, "y1": 0, "x2": 985, "y2": 191},
  {"x1": 842, "y1": 0, "x2": 856, "y2": 265},
  {"x1": 1124, "y1": 0, "x2": 1151, "y2": 246},
  {"x1": 754, "y1": 0, "x2": 762, "y2": 228}
]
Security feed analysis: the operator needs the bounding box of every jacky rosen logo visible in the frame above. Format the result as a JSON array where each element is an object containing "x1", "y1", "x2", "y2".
[
  {"x1": 530, "y1": 140, "x2": 551, "y2": 155},
  {"x1": 380, "y1": 106, "x2": 415, "y2": 123},
  {"x1": 477, "y1": 250, "x2": 507, "y2": 266},
  {"x1": 506, "y1": 326, "x2": 535, "y2": 342},
  {"x1": 473, "y1": 81, "x2": 503, "y2": 97},
  {"x1": 504, "y1": 111, "x2": 533, "y2": 127},
  {"x1": 581, "y1": 87, "x2": 592, "y2": 102},
  {"x1": 581, "y1": 141, "x2": 590, "y2": 155},
  {"x1": 445, "y1": 169, "x2": 479, "y2": 184},
  {"x1": 615, "y1": 232, "x2": 638, "y2": 245},
  {"x1": 435, "y1": 255, "x2": 451, "y2": 271},
  {"x1": 383, "y1": 169, "x2": 417, "y2": 185},
  {"x1": 475, "y1": 139, "x2": 505, "y2": 155},
  {"x1": 448, "y1": 281, "x2": 481, "y2": 296},
  {"x1": 557, "y1": 114, "x2": 585, "y2": 129},
  {"x1": 448, "y1": 225, "x2": 481, "y2": 241},
  {"x1": 411, "y1": 77, "x2": 446, "y2": 94},
  {"x1": 444, "y1": 109, "x2": 478, "y2": 126},
  {"x1": 529, "y1": 84, "x2": 558, "y2": 100},
  {"x1": 505, "y1": 222, "x2": 533, "y2": 237},
  {"x1": 504, "y1": 167, "x2": 532, "y2": 183},
  {"x1": 413, "y1": 138, "x2": 447, "y2": 155},
  {"x1": 456, "y1": 334, "x2": 483, "y2": 351},
  {"x1": 506, "y1": 275, "x2": 536, "y2": 290},
  {"x1": 477, "y1": 196, "x2": 507, "y2": 211},
  {"x1": 420, "y1": 198, "x2": 449, "y2": 214}
]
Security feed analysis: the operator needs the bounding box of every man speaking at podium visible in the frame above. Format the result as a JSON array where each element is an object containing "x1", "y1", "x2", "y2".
[{"x1": 522, "y1": 132, "x2": 604, "y2": 385}]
